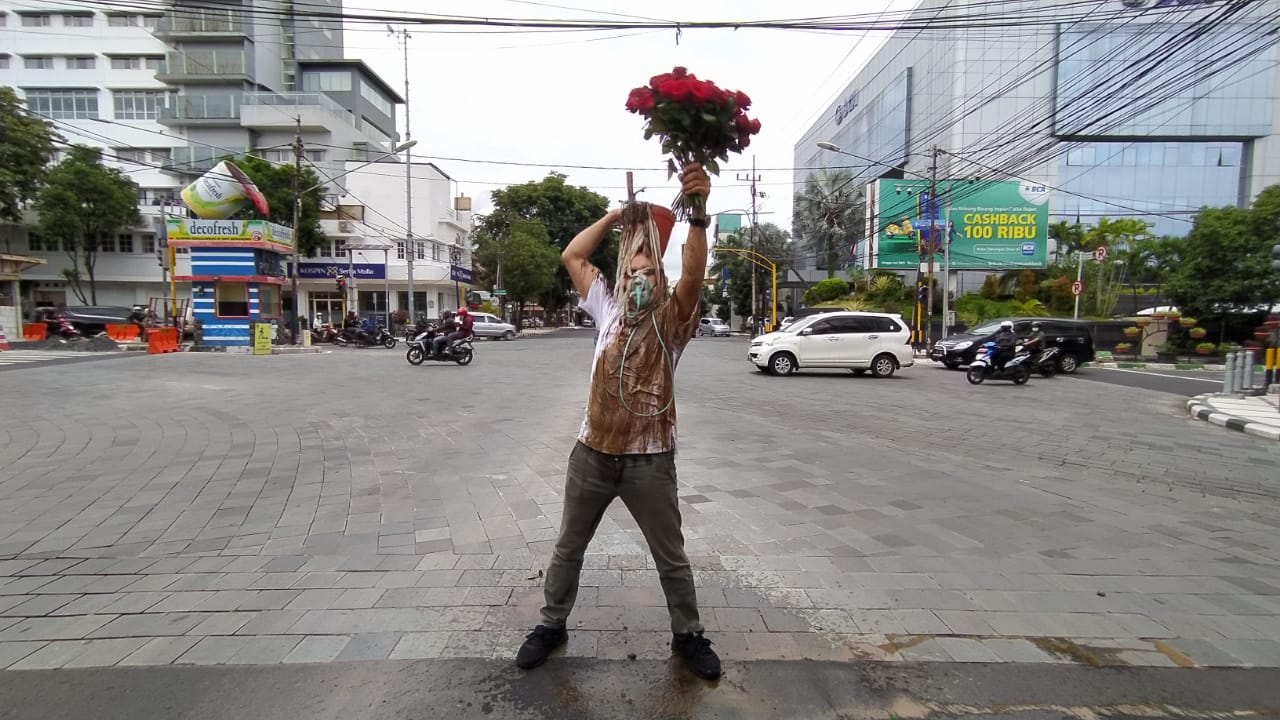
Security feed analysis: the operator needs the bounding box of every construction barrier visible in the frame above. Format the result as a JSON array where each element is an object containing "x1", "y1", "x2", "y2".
[
  {"x1": 0, "y1": 322, "x2": 9, "y2": 351},
  {"x1": 22, "y1": 323, "x2": 46, "y2": 341},
  {"x1": 146, "y1": 327, "x2": 181, "y2": 354},
  {"x1": 105, "y1": 324, "x2": 141, "y2": 341}
]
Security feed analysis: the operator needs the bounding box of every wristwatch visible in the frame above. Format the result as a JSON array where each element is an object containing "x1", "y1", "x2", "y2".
[{"x1": 688, "y1": 217, "x2": 709, "y2": 229}]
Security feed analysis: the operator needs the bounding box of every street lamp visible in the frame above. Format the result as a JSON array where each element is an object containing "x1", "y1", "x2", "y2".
[
  {"x1": 289, "y1": 139, "x2": 416, "y2": 343},
  {"x1": 816, "y1": 141, "x2": 841, "y2": 152}
]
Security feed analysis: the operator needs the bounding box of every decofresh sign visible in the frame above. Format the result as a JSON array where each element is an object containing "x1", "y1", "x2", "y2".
[
  {"x1": 166, "y1": 218, "x2": 295, "y2": 252},
  {"x1": 874, "y1": 179, "x2": 1049, "y2": 270}
]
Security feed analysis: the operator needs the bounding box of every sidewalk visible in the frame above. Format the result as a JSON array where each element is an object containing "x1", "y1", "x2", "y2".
[{"x1": 1187, "y1": 393, "x2": 1280, "y2": 441}]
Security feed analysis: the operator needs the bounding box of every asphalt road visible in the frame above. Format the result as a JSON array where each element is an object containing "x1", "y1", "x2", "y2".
[
  {"x1": 2, "y1": 658, "x2": 1277, "y2": 720},
  {"x1": 1060, "y1": 367, "x2": 1224, "y2": 396}
]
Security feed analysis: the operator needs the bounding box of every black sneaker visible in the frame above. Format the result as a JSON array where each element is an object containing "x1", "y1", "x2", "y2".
[
  {"x1": 672, "y1": 631, "x2": 721, "y2": 679},
  {"x1": 515, "y1": 625, "x2": 567, "y2": 669}
]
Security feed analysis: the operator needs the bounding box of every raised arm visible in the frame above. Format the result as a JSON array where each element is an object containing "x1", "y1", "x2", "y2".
[
  {"x1": 562, "y1": 208, "x2": 621, "y2": 300},
  {"x1": 673, "y1": 164, "x2": 711, "y2": 321}
]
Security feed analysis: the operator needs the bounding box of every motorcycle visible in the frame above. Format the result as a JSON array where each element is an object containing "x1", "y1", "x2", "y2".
[
  {"x1": 406, "y1": 329, "x2": 474, "y2": 366},
  {"x1": 371, "y1": 325, "x2": 398, "y2": 349},
  {"x1": 311, "y1": 323, "x2": 340, "y2": 344},
  {"x1": 966, "y1": 341, "x2": 1032, "y2": 385},
  {"x1": 1031, "y1": 344, "x2": 1060, "y2": 377}
]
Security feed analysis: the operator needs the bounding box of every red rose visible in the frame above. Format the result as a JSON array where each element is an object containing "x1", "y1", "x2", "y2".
[
  {"x1": 657, "y1": 78, "x2": 694, "y2": 102},
  {"x1": 649, "y1": 73, "x2": 673, "y2": 91},
  {"x1": 749, "y1": 118, "x2": 762, "y2": 134},
  {"x1": 734, "y1": 112, "x2": 752, "y2": 134},
  {"x1": 626, "y1": 87, "x2": 654, "y2": 114},
  {"x1": 672, "y1": 66, "x2": 688, "y2": 78},
  {"x1": 689, "y1": 80, "x2": 717, "y2": 104},
  {"x1": 734, "y1": 90, "x2": 751, "y2": 110}
]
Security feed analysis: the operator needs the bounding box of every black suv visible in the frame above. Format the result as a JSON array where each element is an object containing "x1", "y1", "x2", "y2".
[{"x1": 931, "y1": 317, "x2": 1095, "y2": 374}]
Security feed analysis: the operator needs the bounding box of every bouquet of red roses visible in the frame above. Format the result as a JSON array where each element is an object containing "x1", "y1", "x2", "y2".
[{"x1": 625, "y1": 67, "x2": 761, "y2": 220}]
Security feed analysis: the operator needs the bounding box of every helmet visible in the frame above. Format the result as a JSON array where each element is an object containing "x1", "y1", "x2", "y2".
[
  {"x1": 457, "y1": 307, "x2": 469, "y2": 316},
  {"x1": 1031, "y1": 323, "x2": 1041, "y2": 332},
  {"x1": 999, "y1": 320, "x2": 1014, "y2": 330}
]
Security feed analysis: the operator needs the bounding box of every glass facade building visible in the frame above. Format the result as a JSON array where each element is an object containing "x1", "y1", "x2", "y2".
[{"x1": 793, "y1": 0, "x2": 1280, "y2": 275}]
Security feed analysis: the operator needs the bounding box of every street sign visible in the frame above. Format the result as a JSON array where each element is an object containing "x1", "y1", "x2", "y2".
[
  {"x1": 1094, "y1": 246, "x2": 1108, "y2": 262},
  {"x1": 492, "y1": 289, "x2": 508, "y2": 296},
  {"x1": 1071, "y1": 281, "x2": 1084, "y2": 296}
]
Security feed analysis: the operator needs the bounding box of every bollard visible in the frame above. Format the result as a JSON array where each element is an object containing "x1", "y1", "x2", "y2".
[
  {"x1": 1223, "y1": 353, "x2": 1236, "y2": 394},
  {"x1": 1265, "y1": 347, "x2": 1276, "y2": 389},
  {"x1": 1243, "y1": 349, "x2": 1256, "y2": 392}
]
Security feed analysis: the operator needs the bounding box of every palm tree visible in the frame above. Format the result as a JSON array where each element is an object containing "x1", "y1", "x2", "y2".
[
  {"x1": 1048, "y1": 221, "x2": 1086, "y2": 262},
  {"x1": 793, "y1": 169, "x2": 863, "y2": 279}
]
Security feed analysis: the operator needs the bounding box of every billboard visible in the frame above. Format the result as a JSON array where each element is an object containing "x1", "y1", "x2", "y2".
[
  {"x1": 875, "y1": 179, "x2": 1049, "y2": 270},
  {"x1": 165, "y1": 218, "x2": 295, "y2": 253}
]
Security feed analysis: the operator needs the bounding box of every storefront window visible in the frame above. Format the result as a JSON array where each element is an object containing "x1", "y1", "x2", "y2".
[
  {"x1": 258, "y1": 284, "x2": 281, "y2": 318},
  {"x1": 215, "y1": 282, "x2": 249, "y2": 317}
]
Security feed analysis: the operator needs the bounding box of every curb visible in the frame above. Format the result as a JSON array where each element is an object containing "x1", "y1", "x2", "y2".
[{"x1": 1186, "y1": 394, "x2": 1280, "y2": 441}]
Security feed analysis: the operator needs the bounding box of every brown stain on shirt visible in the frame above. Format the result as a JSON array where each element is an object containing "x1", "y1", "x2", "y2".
[{"x1": 581, "y1": 298, "x2": 698, "y2": 455}]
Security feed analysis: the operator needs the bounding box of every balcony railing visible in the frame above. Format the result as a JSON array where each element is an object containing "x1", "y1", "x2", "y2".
[
  {"x1": 155, "y1": 12, "x2": 245, "y2": 35},
  {"x1": 242, "y1": 91, "x2": 347, "y2": 117},
  {"x1": 170, "y1": 145, "x2": 249, "y2": 173},
  {"x1": 159, "y1": 94, "x2": 240, "y2": 122},
  {"x1": 156, "y1": 51, "x2": 251, "y2": 79}
]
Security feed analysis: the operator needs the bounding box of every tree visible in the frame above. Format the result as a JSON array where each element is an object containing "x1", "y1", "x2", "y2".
[
  {"x1": 471, "y1": 219, "x2": 559, "y2": 327},
  {"x1": 33, "y1": 146, "x2": 138, "y2": 304},
  {"x1": 230, "y1": 155, "x2": 327, "y2": 255},
  {"x1": 793, "y1": 169, "x2": 863, "y2": 278},
  {"x1": 708, "y1": 223, "x2": 792, "y2": 317},
  {"x1": 0, "y1": 88, "x2": 60, "y2": 248},
  {"x1": 1079, "y1": 217, "x2": 1151, "y2": 317},
  {"x1": 1048, "y1": 220, "x2": 1086, "y2": 261},
  {"x1": 478, "y1": 173, "x2": 613, "y2": 313},
  {"x1": 1166, "y1": 186, "x2": 1280, "y2": 322}
]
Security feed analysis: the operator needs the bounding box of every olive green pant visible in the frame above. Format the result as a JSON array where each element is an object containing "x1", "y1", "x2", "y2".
[{"x1": 540, "y1": 441, "x2": 703, "y2": 635}]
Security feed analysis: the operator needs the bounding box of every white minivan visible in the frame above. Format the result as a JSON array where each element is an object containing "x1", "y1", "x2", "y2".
[{"x1": 747, "y1": 311, "x2": 914, "y2": 377}]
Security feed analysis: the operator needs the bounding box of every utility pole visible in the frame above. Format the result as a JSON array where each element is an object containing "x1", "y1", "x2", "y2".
[
  {"x1": 389, "y1": 25, "x2": 415, "y2": 320},
  {"x1": 925, "y1": 145, "x2": 940, "y2": 350},
  {"x1": 737, "y1": 157, "x2": 762, "y2": 336},
  {"x1": 290, "y1": 116, "x2": 303, "y2": 344}
]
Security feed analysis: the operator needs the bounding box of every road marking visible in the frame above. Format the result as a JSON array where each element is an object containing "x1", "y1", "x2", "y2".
[
  {"x1": 1094, "y1": 367, "x2": 1221, "y2": 383},
  {"x1": 0, "y1": 351, "x2": 121, "y2": 367}
]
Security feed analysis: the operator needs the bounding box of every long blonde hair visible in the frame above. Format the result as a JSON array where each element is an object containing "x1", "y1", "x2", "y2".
[{"x1": 613, "y1": 202, "x2": 669, "y2": 324}]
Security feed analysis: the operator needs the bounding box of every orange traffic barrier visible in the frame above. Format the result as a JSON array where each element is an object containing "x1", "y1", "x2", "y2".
[
  {"x1": 146, "y1": 327, "x2": 180, "y2": 354},
  {"x1": 106, "y1": 324, "x2": 140, "y2": 341},
  {"x1": 22, "y1": 323, "x2": 47, "y2": 341}
]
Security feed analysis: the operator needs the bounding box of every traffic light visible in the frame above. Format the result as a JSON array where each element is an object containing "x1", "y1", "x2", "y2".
[
  {"x1": 1272, "y1": 242, "x2": 1280, "y2": 272},
  {"x1": 336, "y1": 274, "x2": 346, "y2": 293},
  {"x1": 917, "y1": 285, "x2": 928, "y2": 302}
]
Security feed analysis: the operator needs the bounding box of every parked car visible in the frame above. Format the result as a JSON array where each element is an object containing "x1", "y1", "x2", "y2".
[
  {"x1": 697, "y1": 317, "x2": 731, "y2": 337},
  {"x1": 33, "y1": 305, "x2": 145, "y2": 336},
  {"x1": 747, "y1": 311, "x2": 914, "y2": 377},
  {"x1": 469, "y1": 312, "x2": 517, "y2": 340},
  {"x1": 930, "y1": 317, "x2": 1095, "y2": 374}
]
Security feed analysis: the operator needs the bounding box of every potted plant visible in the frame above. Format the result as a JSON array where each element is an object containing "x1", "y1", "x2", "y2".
[
  {"x1": 1156, "y1": 341, "x2": 1180, "y2": 363},
  {"x1": 1134, "y1": 317, "x2": 1152, "y2": 328},
  {"x1": 1195, "y1": 342, "x2": 1216, "y2": 355},
  {"x1": 1114, "y1": 342, "x2": 1133, "y2": 355},
  {"x1": 1123, "y1": 326, "x2": 1141, "y2": 337},
  {"x1": 1188, "y1": 327, "x2": 1207, "y2": 340},
  {"x1": 1164, "y1": 310, "x2": 1182, "y2": 321},
  {"x1": 1179, "y1": 316, "x2": 1197, "y2": 329}
]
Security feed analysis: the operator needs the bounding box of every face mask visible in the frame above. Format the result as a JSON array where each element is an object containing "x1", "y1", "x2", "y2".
[{"x1": 627, "y1": 274, "x2": 654, "y2": 316}]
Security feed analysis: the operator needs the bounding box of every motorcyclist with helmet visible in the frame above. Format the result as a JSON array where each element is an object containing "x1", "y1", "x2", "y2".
[
  {"x1": 435, "y1": 304, "x2": 481, "y2": 356},
  {"x1": 992, "y1": 320, "x2": 1018, "y2": 369}
]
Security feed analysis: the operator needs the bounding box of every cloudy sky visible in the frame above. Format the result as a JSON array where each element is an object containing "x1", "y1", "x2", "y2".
[{"x1": 340, "y1": 0, "x2": 916, "y2": 277}]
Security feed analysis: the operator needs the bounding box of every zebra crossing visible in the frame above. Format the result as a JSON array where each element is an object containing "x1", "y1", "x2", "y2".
[{"x1": 0, "y1": 350, "x2": 127, "y2": 371}]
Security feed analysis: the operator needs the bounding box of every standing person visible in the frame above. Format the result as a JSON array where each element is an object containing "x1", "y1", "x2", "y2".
[{"x1": 514, "y1": 164, "x2": 720, "y2": 679}]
